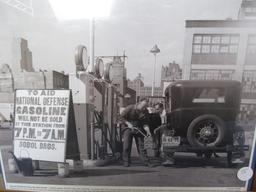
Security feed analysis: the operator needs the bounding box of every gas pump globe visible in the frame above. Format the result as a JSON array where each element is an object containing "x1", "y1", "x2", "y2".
[
  {"x1": 95, "y1": 58, "x2": 104, "y2": 78},
  {"x1": 75, "y1": 45, "x2": 88, "y2": 72}
]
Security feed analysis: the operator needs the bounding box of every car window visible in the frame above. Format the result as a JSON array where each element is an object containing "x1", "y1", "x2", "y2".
[{"x1": 192, "y1": 88, "x2": 225, "y2": 103}]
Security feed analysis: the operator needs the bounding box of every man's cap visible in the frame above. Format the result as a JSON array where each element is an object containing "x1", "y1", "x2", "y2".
[
  {"x1": 139, "y1": 96, "x2": 149, "y2": 102},
  {"x1": 155, "y1": 102, "x2": 164, "y2": 108}
]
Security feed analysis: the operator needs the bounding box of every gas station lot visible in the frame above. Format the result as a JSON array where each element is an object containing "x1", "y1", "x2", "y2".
[
  {"x1": 0, "y1": 146, "x2": 246, "y2": 187},
  {"x1": 0, "y1": 128, "x2": 252, "y2": 188}
]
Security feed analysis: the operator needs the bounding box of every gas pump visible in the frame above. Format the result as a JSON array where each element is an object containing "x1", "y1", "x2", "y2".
[
  {"x1": 69, "y1": 45, "x2": 121, "y2": 165},
  {"x1": 93, "y1": 59, "x2": 121, "y2": 159},
  {"x1": 104, "y1": 63, "x2": 122, "y2": 156},
  {"x1": 69, "y1": 45, "x2": 96, "y2": 160}
]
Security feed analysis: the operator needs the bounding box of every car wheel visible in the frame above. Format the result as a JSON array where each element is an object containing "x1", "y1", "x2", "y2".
[{"x1": 187, "y1": 114, "x2": 225, "y2": 148}]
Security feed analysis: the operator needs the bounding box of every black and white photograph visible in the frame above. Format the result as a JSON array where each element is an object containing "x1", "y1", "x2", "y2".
[{"x1": 0, "y1": 0, "x2": 256, "y2": 191}]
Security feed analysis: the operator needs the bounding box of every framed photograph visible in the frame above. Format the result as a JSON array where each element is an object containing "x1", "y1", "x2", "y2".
[{"x1": 1, "y1": 0, "x2": 256, "y2": 191}]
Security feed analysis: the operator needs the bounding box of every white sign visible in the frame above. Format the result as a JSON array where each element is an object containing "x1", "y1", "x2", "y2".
[{"x1": 13, "y1": 90, "x2": 70, "y2": 162}]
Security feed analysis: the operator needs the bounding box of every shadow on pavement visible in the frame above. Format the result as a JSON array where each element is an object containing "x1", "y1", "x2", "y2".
[
  {"x1": 107, "y1": 155, "x2": 248, "y2": 169},
  {"x1": 12, "y1": 168, "x2": 155, "y2": 178},
  {"x1": 64, "y1": 169, "x2": 155, "y2": 178},
  {"x1": 33, "y1": 169, "x2": 58, "y2": 177},
  {"x1": 170, "y1": 155, "x2": 249, "y2": 169}
]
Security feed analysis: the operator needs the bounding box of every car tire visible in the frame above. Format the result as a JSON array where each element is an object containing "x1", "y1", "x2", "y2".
[{"x1": 187, "y1": 114, "x2": 225, "y2": 148}]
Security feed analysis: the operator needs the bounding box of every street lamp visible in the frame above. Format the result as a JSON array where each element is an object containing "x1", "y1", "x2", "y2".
[
  {"x1": 137, "y1": 73, "x2": 143, "y2": 101},
  {"x1": 150, "y1": 44, "x2": 160, "y2": 96},
  {"x1": 49, "y1": 0, "x2": 112, "y2": 161},
  {"x1": 49, "y1": 0, "x2": 112, "y2": 73}
]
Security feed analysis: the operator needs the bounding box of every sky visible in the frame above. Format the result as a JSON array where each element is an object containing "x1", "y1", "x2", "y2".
[{"x1": 0, "y1": 0, "x2": 242, "y2": 86}]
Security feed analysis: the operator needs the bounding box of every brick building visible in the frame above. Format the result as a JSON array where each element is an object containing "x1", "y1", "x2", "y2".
[
  {"x1": 161, "y1": 61, "x2": 182, "y2": 87},
  {"x1": 101, "y1": 56, "x2": 136, "y2": 107}
]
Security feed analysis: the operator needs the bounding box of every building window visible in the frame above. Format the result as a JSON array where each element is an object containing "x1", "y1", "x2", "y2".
[
  {"x1": 190, "y1": 70, "x2": 205, "y2": 80},
  {"x1": 230, "y1": 36, "x2": 240, "y2": 44},
  {"x1": 246, "y1": 34, "x2": 256, "y2": 65},
  {"x1": 220, "y1": 71, "x2": 233, "y2": 80},
  {"x1": 194, "y1": 35, "x2": 202, "y2": 44},
  {"x1": 205, "y1": 71, "x2": 219, "y2": 80},
  {"x1": 193, "y1": 45, "x2": 201, "y2": 53},
  {"x1": 229, "y1": 45, "x2": 238, "y2": 53},
  {"x1": 221, "y1": 36, "x2": 230, "y2": 44},
  {"x1": 245, "y1": 7, "x2": 256, "y2": 13},
  {"x1": 211, "y1": 45, "x2": 219, "y2": 53},
  {"x1": 242, "y1": 70, "x2": 256, "y2": 99},
  {"x1": 191, "y1": 70, "x2": 234, "y2": 80},
  {"x1": 202, "y1": 36, "x2": 211, "y2": 44},
  {"x1": 201, "y1": 45, "x2": 210, "y2": 53},
  {"x1": 192, "y1": 34, "x2": 239, "y2": 65},
  {"x1": 192, "y1": 34, "x2": 239, "y2": 54},
  {"x1": 211, "y1": 36, "x2": 220, "y2": 44},
  {"x1": 220, "y1": 45, "x2": 229, "y2": 53}
]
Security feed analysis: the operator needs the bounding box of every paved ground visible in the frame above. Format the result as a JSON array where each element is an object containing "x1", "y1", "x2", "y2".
[
  {"x1": 0, "y1": 147, "x2": 247, "y2": 187},
  {"x1": 0, "y1": 128, "x2": 254, "y2": 189}
]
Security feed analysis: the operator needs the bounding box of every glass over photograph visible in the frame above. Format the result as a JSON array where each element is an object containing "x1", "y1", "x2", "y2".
[{"x1": 0, "y1": 0, "x2": 256, "y2": 191}]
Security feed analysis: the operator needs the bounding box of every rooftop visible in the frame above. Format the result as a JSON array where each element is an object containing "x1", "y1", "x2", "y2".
[{"x1": 186, "y1": 20, "x2": 256, "y2": 28}]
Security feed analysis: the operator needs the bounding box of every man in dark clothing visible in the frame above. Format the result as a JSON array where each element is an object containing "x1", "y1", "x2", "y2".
[
  {"x1": 148, "y1": 103, "x2": 163, "y2": 158},
  {"x1": 120, "y1": 97, "x2": 153, "y2": 167},
  {"x1": 152, "y1": 103, "x2": 175, "y2": 166}
]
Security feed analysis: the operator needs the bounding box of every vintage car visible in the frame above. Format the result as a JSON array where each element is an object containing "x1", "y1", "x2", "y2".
[{"x1": 162, "y1": 80, "x2": 248, "y2": 166}]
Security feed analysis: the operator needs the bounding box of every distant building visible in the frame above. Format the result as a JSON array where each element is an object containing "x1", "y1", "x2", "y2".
[
  {"x1": 182, "y1": 0, "x2": 256, "y2": 124},
  {"x1": 0, "y1": 38, "x2": 69, "y2": 121},
  {"x1": 101, "y1": 55, "x2": 136, "y2": 107},
  {"x1": 0, "y1": 64, "x2": 13, "y2": 93},
  {"x1": 128, "y1": 73, "x2": 163, "y2": 105},
  {"x1": 0, "y1": 69, "x2": 69, "y2": 121},
  {"x1": 12, "y1": 38, "x2": 34, "y2": 73},
  {"x1": 110, "y1": 56, "x2": 127, "y2": 94},
  {"x1": 128, "y1": 73, "x2": 144, "y2": 95},
  {"x1": 138, "y1": 87, "x2": 163, "y2": 98},
  {"x1": 160, "y1": 61, "x2": 182, "y2": 87},
  {"x1": 238, "y1": 0, "x2": 256, "y2": 20},
  {"x1": 128, "y1": 62, "x2": 182, "y2": 101},
  {"x1": 13, "y1": 70, "x2": 69, "y2": 90}
]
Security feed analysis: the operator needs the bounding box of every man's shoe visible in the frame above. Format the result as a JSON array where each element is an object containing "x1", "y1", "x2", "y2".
[
  {"x1": 161, "y1": 159, "x2": 174, "y2": 166},
  {"x1": 145, "y1": 162, "x2": 156, "y2": 168},
  {"x1": 123, "y1": 162, "x2": 130, "y2": 167},
  {"x1": 231, "y1": 158, "x2": 244, "y2": 164},
  {"x1": 154, "y1": 150, "x2": 160, "y2": 158}
]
